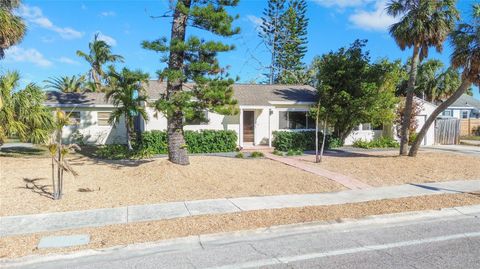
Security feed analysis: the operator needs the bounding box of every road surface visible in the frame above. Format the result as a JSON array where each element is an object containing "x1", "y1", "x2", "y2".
[{"x1": 4, "y1": 207, "x2": 480, "y2": 269}]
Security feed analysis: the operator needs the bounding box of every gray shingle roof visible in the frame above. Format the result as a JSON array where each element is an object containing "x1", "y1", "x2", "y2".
[
  {"x1": 449, "y1": 94, "x2": 480, "y2": 109},
  {"x1": 45, "y1": 81, "x2": 318, "y2": 106},
  {"x1": 44, "y1": 91, "x2": 112, "y2": 106}
]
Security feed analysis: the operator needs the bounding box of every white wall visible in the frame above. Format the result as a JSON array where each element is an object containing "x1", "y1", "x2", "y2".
[
  {"x1": 57, "y1": 107, "x2": 127, "y2": 145},
  {"x1": 416, "y1": 99, "x2": 436, "y2": 146}
]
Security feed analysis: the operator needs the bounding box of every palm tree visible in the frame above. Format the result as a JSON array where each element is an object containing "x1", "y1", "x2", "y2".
[
  {"x1": 409, "y1": 3, "x2": 480, "y2": 156},
  {"x1": 387, "y1": 0, "x2": 459, "y2": 155},
  {"x1": 44, "y1": 75, "x2": 86, "y2": 93},
  {"x1": 105, "y1": 67, "x2": 149, "y2": 150},
  {"x1": 0, "y1": 0, "x2": 25, "y2": 59},
  {"x1": 76, "y1": 33, "x2": 124, "y2": 90},
  {"x1": 0, "y1": 71, "x2": 54, "y2": 145}
]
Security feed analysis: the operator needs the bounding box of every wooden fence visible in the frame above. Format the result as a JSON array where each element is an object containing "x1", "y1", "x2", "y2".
[
  {"x1": 460, "y1": 119, "x2": 480, "y2": 136},
  {"x1": 435, "y1": 118, "x2": 460, "y2": 145}
]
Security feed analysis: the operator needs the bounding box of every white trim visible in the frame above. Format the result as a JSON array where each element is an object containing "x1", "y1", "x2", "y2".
[
  {"x1": 45, "y1": 104, "x2": 115, "y2": 108},
  {"x1": 449, "y1": 106, "x2": 476, "y2": 109},
  {"x1": 268, "y1": 101, "x2": 316, "y2": 105},
  {"x1": 239, "y1": 105, "x2": 274, "y2": 110},
  {"x1": 276, "y1": 107, "x2": 310, "y2": 112}
]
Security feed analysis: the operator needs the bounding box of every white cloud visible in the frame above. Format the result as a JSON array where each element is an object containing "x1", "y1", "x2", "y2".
[
  {"x1": 5, "y1": 46, "x2": 52, "y2": 67},
  {"x1": 349, "y1": 0, "x2": 398, "y2": 31},
  {"x1": 247, "y1": 15, "x2": 262, "y2": 27},
  {"x1": 96, "y1": 32, "x2": 117, "y2": 46},
  {"x1": 57, "y1": 57, "x2": 80, "y2": 65},
  {"x1": 100, "y1": 11, "x2": 116, "y2": 17},
  {"x1": 313, "y1": 0, "x2": 372, "y2": 8},
  {"x1": 16, "y1": 5, "x2": 84, "y2": 39}
]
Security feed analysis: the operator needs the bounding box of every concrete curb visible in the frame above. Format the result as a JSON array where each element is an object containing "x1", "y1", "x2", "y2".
[
  {"x1": 2, "y1": 204, "x2": 479, "y2": 268},
  {"x1": 1, "y1": 180, "x2": 479, "y2": 237}
]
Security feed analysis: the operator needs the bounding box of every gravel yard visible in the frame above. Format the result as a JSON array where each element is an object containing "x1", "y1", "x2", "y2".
[
  {"x1": 0, "y1": 156, "x2": 343, "y2": 216},
  {"x1": 1, "y1": 192, "x2": 479, "y2": 259},
  {"x1": 298, "y1": 151, "x2": 480, "y2": 186}
]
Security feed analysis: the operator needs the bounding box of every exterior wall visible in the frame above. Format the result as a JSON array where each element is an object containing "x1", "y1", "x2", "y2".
[
  {"x1": 415, "y1": 99, "x2": 436, "y2": 146},
  {"x1": 50, "y1": 106, "x2": 127, "y2": 145},
  {"x1": 344, "y1": 129, "x2": 383, "y2": 146}
]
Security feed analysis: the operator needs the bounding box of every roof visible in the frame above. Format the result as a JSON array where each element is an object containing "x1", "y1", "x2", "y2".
[
  {"x1": 45, "y1": 81, "x2": 318, "y2": 107},
  {"x1": 45, "y1": 91, "x2": 112, "y2": 106},
  {"x1": 449, "y1": 94, "x2": 480, "y2": 109}
]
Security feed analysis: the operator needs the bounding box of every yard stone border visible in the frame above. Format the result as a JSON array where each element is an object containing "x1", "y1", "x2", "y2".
[{"x1": 1, "y1": 180, "x2": 479, "y2": 236}]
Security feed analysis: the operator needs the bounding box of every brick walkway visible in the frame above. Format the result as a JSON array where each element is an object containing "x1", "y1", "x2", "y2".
[{"x1": 264, "y1": 153, "x2": 371, "y2": 190}]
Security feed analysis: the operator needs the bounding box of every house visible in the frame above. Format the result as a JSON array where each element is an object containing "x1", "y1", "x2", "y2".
[
  {"x1": 441, "y1": 94, "x2": 480, "y2": 119},
  {"x1": 45, "y1": 82, "x2": 318, "y2": 147},
  {"x1": 44, "y1": 81, "x2": 438, "y2": 147}
]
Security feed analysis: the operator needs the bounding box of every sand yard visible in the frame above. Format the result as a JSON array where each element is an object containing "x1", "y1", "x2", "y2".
[
  {"x1": 299, "y1": 151, "x2": 480, "y2": 186},
  {"x1": 0, "y1": 155, "x2": 343, "y2": 216}
]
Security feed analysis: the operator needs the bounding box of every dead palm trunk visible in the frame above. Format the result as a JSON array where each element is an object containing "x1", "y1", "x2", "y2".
[
  {"x1": 166, "y1": 0, "x2": 191, "y2": 165},
  {"x1": 408, "y1": 79, "x2": 472, "y2": 157},
  {"x1": 400, "y1": 44, "x2": 420, "y2": 156}
]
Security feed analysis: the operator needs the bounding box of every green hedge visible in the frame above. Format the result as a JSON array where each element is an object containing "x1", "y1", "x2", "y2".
[
  {"x1": 352, "y1": 136, "x2": 399, "y2": 149},
  {"x1": 272, "y1": 131, "x2": 340, "y2": 151},
  {"x1": 139, "y1": 130, "x2": 237, "y2": 154}
]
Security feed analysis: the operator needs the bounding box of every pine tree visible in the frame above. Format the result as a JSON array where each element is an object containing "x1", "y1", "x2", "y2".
[
  {"x1": 276, "y1": 0, "x2": 308, "y2": 84},
  {"x1": 143, "y1": 0, "x2": 240, "y2": 165},
  {"x1": 259, "y1": 0, "x2": 286, "y2": 84}
]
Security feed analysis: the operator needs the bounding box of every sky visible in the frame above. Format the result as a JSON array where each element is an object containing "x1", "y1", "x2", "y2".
[{"x1": 2, "y1": 0, "x2": 479, "y2": 100}]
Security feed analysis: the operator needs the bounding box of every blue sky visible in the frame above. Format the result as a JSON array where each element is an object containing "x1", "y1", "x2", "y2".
[{"x1": 2, "y1": 0, "x2": 479, "y2": 99}]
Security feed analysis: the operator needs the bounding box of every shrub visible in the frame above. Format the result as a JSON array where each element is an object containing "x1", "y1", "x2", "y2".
[
  {"x1": 352, "y1": 137, "x2": 400, "y2": 149},
  {"x1": 95, "y1": 144, "x2": 130, "y2": 159},
  {"x1": 328, "y1": 137, "x2": 343, "y2": 149},
  {"x1": 235, "y1": 152, "x2": 244, "y2": 158},
  {"x1": 286, "y1": 149, "x2": 303, "y2": 156},
  {"x1": 272, "y1": 149, "x2": 284, "y2": 156},
  {"x1": 272, "y1": 131, "x2": 338, "y2": 151},
  {"x1": 250, "y1": 151, "x2": 264, "y2": 158},
  {"x1": 139, "y1": 130, "x2": 237, "y2": 154}
]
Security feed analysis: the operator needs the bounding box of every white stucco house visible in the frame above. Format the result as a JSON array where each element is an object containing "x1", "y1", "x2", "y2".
[
  {"x1": 44, "y1": 81, "x2": 438, "y2": 148},
  {"x1": 441, "y1": 94, "x2": 480, "y2": 119}
]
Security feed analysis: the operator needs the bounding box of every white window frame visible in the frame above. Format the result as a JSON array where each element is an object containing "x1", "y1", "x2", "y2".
[
  {"x1": 97, "y1": 112, "x2": 111, "y2": 126},
  {"x1": 443, "y1": 109, "x2": 452, "y2": 117},
  {"x1": 461, "y1": 110, "x2": 470, "y2": 119},
  {"x1": 278, "y1": 110, "x2": 315, "y2": 131}
]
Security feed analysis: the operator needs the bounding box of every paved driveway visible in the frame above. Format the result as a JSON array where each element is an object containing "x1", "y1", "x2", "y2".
[{"x1": 424, "y1": 145, "x2": 480, "y2": 156}]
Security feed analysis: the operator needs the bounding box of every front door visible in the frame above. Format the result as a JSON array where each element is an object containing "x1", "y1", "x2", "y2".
[{"x1": 243, "y1": 111, "x2": 254, "y2": 143}]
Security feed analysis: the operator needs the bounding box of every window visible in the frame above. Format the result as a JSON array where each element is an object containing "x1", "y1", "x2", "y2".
[
  {"x1": 185, "y1": 111, "x2": 209, "y2": 125},
  {"x1": 443, "y1": 110, "x2": 452, "y2": 117},
  {"x1": 461, "y1": 110, "x2": 469, "y2": 119},
  {"x1": 279, "y1": 111, "x2": 315, "y2": 130},
  {"x1": 66, "y1": 112, "x2": 80, "y2": 126},
  {"x1": 98, "y1": 112, "x2": 111, "y2": 126}
]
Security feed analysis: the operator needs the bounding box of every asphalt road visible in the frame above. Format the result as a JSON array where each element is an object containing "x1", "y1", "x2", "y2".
[{"x1": 4, "y1": 207, "x2": 480, "y2": 269}]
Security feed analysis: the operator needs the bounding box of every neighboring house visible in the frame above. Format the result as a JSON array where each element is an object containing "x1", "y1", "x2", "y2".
[
  {"x1": 441, "y1": 94, "x2": 480, "y2": 119},
  {"x1": 44, "y1": 81, "x2": 438, "y2": 147}
]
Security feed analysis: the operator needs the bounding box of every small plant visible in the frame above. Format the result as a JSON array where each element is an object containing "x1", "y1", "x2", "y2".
[
  {"x1": 272, "y1": 149, "x2": 284, "y2": 156},
  {"x1": 286, "y1": 149, "x2": 303, "y2": 156},
  {"x1": 250, "y1": 151, "x2": 264, "y2": 158},
  {"x1": 95, "y1": 144, "x2": 130, "y2": 159},
  {"x1": 353, "y1": 137, "x2": 400, "y2": 149},
  {"x1": 352, "y1": 139, "x2": 371, "y2": 149},
  {"x1": 235, "y1": 152, "x2": 244, "y2": 158},
  {"x1": 328, "y1": 137, "x2": 343, "y2": 148}
]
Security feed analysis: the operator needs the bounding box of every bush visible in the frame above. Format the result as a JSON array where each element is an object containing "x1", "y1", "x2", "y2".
[
  {"x1": 250, "y1": 151, "x2": 264, "y2": 158},
  {"x1": 328, "y1": 137, "x2": 342, "y2": 149},
  {"x1": 352, "y1": 137, "x2": 400, "y2": 149},
  {"x1": 272, "y1": 149, "x2": 284, "y2": 156},
  {"x1": 95, "y1": 144, "x2": 130, "y2": 160},
  {"x1": 139, "y1": 130, "x2": 238, "y2": 154},
  {"x1": 286, "y1": 149, "x2": 303, "y2": 156},
  {"x1": 272, "y1": 131, "x2": 338, "y2": 151},
  {"x1": 235, "y1": 152, "x2": 244, "y2": 158}
]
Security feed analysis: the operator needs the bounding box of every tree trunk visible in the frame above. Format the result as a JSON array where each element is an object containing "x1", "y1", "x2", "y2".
[
  {"x1": 55, "y1": 129, "x2": 62, "y2": 200},
  {"x1": 315, "y1": 104, "x2": 320, "y2": 163},
  {"x1": 125, "y1": 116, "x2": 133, "y2": 151},
  {"x1": 408, "y1": 79, "x2": 472, "y2": 157},
  {"x1": 166, "y1": 0, "x2": 191, "y2": 165},
  {"x1": 319, "y1": 116, "x2": 328, "y2": 163},
  {"x1": 400, "y1": 44, "x2": 420, "y2": 156}
]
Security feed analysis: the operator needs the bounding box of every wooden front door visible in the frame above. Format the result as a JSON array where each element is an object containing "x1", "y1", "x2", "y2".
[{"x1": 243, "y1": 111, "x2": 254, "y2": 143}]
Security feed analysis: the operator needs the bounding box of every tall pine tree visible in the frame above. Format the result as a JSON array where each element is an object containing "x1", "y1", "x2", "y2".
[
  {"x1": 259, "y1": 0, "x2": 286, "y2": 84},
  {"x1": 277, "y1": 0, "x2": 308, "y2": 84},
  {"x1": 259, "y1": 0, "x2": 308, "y2": 84},
  {"x1": 143, "y1": 0, "x2": 240, "y2": 165}
]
